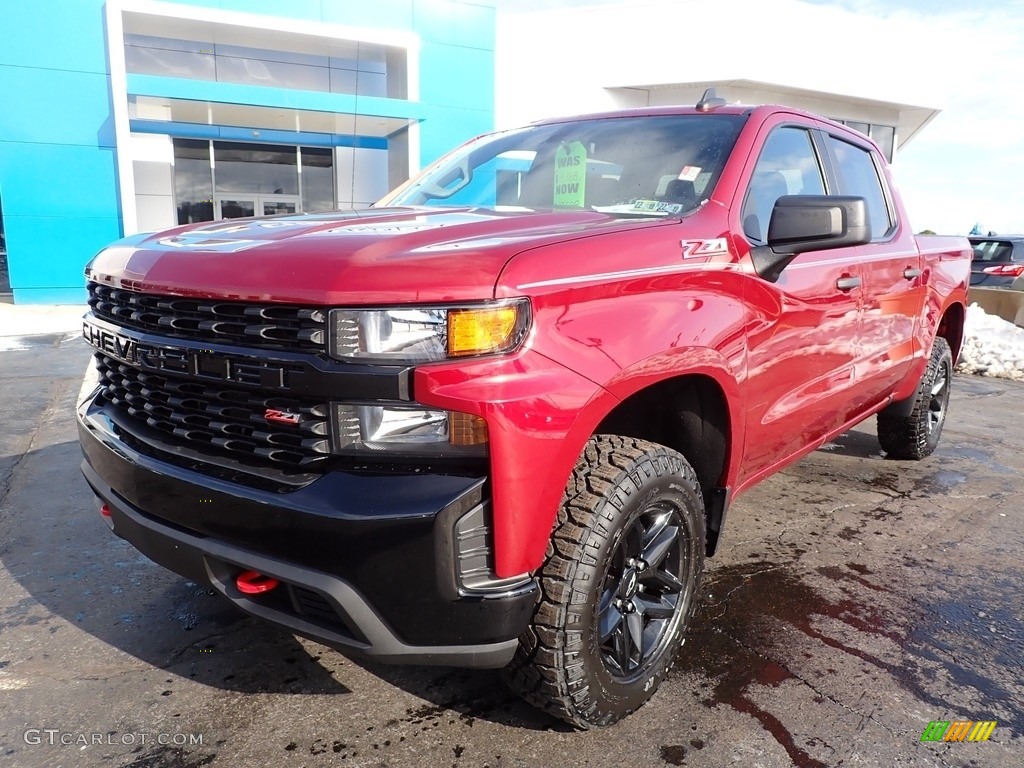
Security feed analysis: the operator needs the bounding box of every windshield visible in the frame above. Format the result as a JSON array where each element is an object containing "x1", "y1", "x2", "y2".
[{"x1": 383, "y1": 114, "x2": 746, "y2": 217}]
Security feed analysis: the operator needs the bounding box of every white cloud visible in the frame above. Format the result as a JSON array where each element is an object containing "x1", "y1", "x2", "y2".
[
  {"x1": 820, "y1": 0, "x2": 1024, "y2": 233},
  {"x1": 497, "y1": 0, "x2": 1024, "y2": 234}
]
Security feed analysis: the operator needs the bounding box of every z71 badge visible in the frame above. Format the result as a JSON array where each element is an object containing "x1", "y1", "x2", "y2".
[{"x1": 680, "y1": 238, "x2": 729, "y2": 259}]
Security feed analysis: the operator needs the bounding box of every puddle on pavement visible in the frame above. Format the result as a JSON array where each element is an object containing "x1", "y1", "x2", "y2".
[{"x1": 672, "y1": 559, "x2": 1021, "y2": 765}]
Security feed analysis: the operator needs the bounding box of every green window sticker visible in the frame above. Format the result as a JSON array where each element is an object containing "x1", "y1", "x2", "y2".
[{"x1": 553, "y1": 141, "x2": 587, "y2": 208}]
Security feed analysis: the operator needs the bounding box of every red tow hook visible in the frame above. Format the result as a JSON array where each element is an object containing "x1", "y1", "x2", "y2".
[
  {"x1": 99, "y1": 502, "x2": 114, "y2": 530},
  {"x1": 235, "y1": 570, "x2": 280, "y2": 595}
]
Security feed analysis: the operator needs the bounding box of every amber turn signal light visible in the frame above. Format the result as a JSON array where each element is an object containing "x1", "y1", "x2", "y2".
[{"x1": 447, "y1": 305, "x2": 522, "y2": 357}]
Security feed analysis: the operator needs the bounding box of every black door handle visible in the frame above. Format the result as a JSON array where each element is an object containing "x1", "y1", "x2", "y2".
[
  {"x1": 903, "y1": 267, "x2": 923, "y2": 279},
  {"x1": 836, "y1": 276, "x2": 861, "y2": 291}
]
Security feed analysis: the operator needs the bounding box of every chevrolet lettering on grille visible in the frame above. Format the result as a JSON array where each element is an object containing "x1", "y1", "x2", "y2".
[
  {"x1": 82, "y1": 318, "x2": 289, "y2": 387},
  {"x1": 83, "y1": 320, "x2": 140, "y2": 364}
]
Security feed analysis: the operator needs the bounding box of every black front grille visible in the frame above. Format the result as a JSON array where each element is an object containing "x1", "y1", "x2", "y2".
[
  {"x1": 87, "y1": 282, "x2": 327, "y2": 352},
  {"x1": 96, "y1": 353, "x2": 331, "y2": 468}
]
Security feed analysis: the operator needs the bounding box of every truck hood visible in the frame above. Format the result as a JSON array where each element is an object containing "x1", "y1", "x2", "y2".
[{"x1": 87, "y1": 207, "x2": 670, "y2": 304}]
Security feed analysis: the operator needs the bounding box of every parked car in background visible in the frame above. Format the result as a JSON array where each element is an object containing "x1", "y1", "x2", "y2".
[{"x1": 969, "y1": 235, "x2": 1024, "y2": 287}]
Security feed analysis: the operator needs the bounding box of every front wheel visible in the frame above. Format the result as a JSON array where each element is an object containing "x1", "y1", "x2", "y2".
[
  {"x1": 877, "y1": 336, "x2": 953, "y2": 459},
  {"x1": 502, "y1": 435, "x2": 705, "y2": 728}
]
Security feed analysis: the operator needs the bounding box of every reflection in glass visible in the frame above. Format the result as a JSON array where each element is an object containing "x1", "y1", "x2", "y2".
[
  {"x1": 173, "y1": 139, "x2": 214, "y2": 225},
  {"x1": 870, "y1": 125, "x2": 896, "y2": 163},
  {"x1": 122, "y1": 33, "x2": 405, "y2": 98},
  {"x1": 214, "y1": 143, "x2": 298, "y2": 195},
  {"x1": 173, "y1": 141, "x2": 338, "y2": 220},
  {"x1": 0, "y1": 189, "x2": 9, "y2": 294},
  {"x1": 219, "y1": 198, "x2": 256, "y2": 219},
  {"x1": 124, "y1": 41, "x2": 216, "y2": 80},
  {"x1": 263, "y1": 200, "x2": 298, "y2": 216},
  {"x1": 215, "y1": 55, "x2": 330, "y2": 92},
  {"x1": 301, "y1": 147, "x2": 336, "y2": 212}
]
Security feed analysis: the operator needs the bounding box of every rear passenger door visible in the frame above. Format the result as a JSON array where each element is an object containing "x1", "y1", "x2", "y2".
[
  {"x1": 739, "y1": 120, "x2": 865, "y2": 485},
  {"x1": 824, "y1": 132, "x2": 922, "y2": 403}
]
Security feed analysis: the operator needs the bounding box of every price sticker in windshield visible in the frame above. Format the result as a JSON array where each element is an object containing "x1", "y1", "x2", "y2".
[{"x1": 553, "y1": 142, "x2": 588, "y2": 208}]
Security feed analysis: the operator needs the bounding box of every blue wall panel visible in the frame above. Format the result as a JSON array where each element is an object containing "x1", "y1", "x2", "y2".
[
  {"x1": 6, "y1": 215, "x2": 121, "y2": 302},
  {"x1": 0, "y1": 68, "x2": 115, "y2": 148},
  {"x1": 0, "y1": 2, "x2": 108, "y2": 73},
  {"x1": 0, "y1": 0, "x2": 118, "y2": 303},
  {"x1": 419, "y1": 43, "x2": 495, "y2": 110},
  {"x1": 0, "y1": 146, "x2": 119, "y2": 219},
  {"x1": 413, "y1": 0, "x2": 495, "y2": 50}
]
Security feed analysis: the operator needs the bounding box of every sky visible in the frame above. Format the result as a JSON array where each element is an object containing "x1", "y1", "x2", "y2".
[{"x1": 493, "y1": 0, "x2": 1024, "y2": 235}]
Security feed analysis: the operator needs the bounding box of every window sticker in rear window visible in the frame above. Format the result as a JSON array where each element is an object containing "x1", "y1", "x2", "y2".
[{"x1": 553, "y1": 141, "x2": 588, "y2": 208}]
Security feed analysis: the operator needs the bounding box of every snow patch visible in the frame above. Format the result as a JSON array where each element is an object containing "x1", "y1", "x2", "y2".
[
  {"x1": 955, "y1": 303, "x2": 1024, "y2": 381},
  {"x1": 0, "y1": 304, "x2": 87, "y2": 338}
]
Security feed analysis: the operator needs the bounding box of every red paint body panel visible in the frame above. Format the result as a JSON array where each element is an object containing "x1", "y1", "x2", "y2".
[
  {"x1": 86, "y1": 208, "x2": 663, "y2": 305},
  {"x1": 83, "y1": 104, "x2": 971, "y2": 579}
]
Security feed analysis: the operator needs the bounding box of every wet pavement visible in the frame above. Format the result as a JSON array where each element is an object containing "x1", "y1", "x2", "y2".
[{"x1": 1, "y1": 334, "x2": 1022, "y2": 767}]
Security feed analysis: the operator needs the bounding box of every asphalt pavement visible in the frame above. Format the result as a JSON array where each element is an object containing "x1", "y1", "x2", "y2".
[{"x1": 1, "y1": 332, "x2": 1021, "y2": 768}]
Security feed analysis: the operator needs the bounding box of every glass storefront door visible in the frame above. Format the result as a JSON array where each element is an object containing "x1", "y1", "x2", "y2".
[
  {"x1": 260, "y1": 195, "x2": 300, "y2": 216},
  {"x1": 176, "y1": 140, "x2": 335, "y2": 225},
  {"x1": 215, "y1": 194, "x2": 300, "y2": 219}
]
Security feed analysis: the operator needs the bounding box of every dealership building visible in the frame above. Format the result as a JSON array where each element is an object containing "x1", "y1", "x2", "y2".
[{"x1": 0, "y1": 0, "x2": 939, "y2": 304}]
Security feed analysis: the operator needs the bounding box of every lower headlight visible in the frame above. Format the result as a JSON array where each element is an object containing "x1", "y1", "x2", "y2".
[{"x1": 332, "y1": 404, "x2": 488, "y2": 456}]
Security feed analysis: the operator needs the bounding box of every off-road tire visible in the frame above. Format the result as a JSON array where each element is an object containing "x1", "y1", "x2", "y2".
[
  {"x1": 877, "y1": 336, "x2": 953, "y2": 459},
  {"x1": 502, "y1": 435, "x2": 705, "y2": 728}
]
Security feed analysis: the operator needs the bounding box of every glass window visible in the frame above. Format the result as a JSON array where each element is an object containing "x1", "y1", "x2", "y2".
[
  {"x1": 124, "y1": 34, "x2": 215, "y2": 80},
  {"x1": 870, "y1": 124, "x2": 895, "y2": 163},
  {"x1": 123, "y1": 34, "x2": 407, "y2": 99},
  {"x1": 301, "y1": 147, "x2": 336, "y2": 213},
  {"x1": 0, "y1": 190, "x2": 9, "y2": 295},
  {"x1": 742, "y1": 127, "x2": 826, "y2": 243},
  {"x1": 214, "y1": 143, "x2": 298, "y2": 195},
  {"x1": 827, "y1": 136, "x2": 893, "y2": 239},
  {"x1": 844, "y1": 121, "x2": 870, "y2": 137},
  {"x1": 386, "y1": 115, "x2": 746, "y2": 215},
  {"x1": 215, "y1": 55, "x2": 330, "y2": 92},
  {"x1": 173, "y1": 139, "x2": 214, "y2": 225},
  {"x1": 970, "y1": 239, "x2": 1015, "y2": 262}
]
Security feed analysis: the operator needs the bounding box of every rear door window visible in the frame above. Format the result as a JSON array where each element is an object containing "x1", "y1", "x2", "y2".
[{"x1": 825, "y1": 136, "x2": 893, "y2": 240}]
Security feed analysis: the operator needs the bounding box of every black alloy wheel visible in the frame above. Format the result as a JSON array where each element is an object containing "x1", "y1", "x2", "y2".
[
  {"x1": 596, "y1": 502, "x2": 693, "y2": 678},
  {"x1": 503, "y1": 435, "x2": 705, "y2": 728}
]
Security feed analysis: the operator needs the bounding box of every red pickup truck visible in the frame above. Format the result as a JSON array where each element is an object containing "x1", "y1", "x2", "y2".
[{"x1": 78, "y1": 97, "x2": 970, "y2": 728}]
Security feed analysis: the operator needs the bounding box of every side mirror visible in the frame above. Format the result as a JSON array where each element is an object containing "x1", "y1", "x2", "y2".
[{"x1": 750, "y1": 195, "x2": 871, "y2": 282}]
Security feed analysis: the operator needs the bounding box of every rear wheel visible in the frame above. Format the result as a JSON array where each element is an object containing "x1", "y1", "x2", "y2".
[
  {"x1": 502, "y1": 435, "x2": 705, "y2": 728},
  {"x1": 877, "y1": 336, "x2": 953, "y2": 459}
]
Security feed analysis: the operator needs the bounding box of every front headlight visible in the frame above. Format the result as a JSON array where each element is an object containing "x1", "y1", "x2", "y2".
[
  {"x1": 328, "y1": 300, "x2": 530, "y2": 362},
  {"x1": 333, "y1": 404, "x2": 488, "y2": 457}
]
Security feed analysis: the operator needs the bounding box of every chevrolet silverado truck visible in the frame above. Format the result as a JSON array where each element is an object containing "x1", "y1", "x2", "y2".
[{"x1": 77, "y1": 96, "x2": 970, "y2": 728}]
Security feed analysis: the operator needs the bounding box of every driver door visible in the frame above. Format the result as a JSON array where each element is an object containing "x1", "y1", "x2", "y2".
[{"x1": 738, "y1": 122, "x2": 865, "y2": 485}]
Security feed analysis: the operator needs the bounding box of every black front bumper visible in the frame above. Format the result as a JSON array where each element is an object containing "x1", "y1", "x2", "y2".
[{"x1": 77, "y1": 394, "x2": 537, "y2": 668}]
